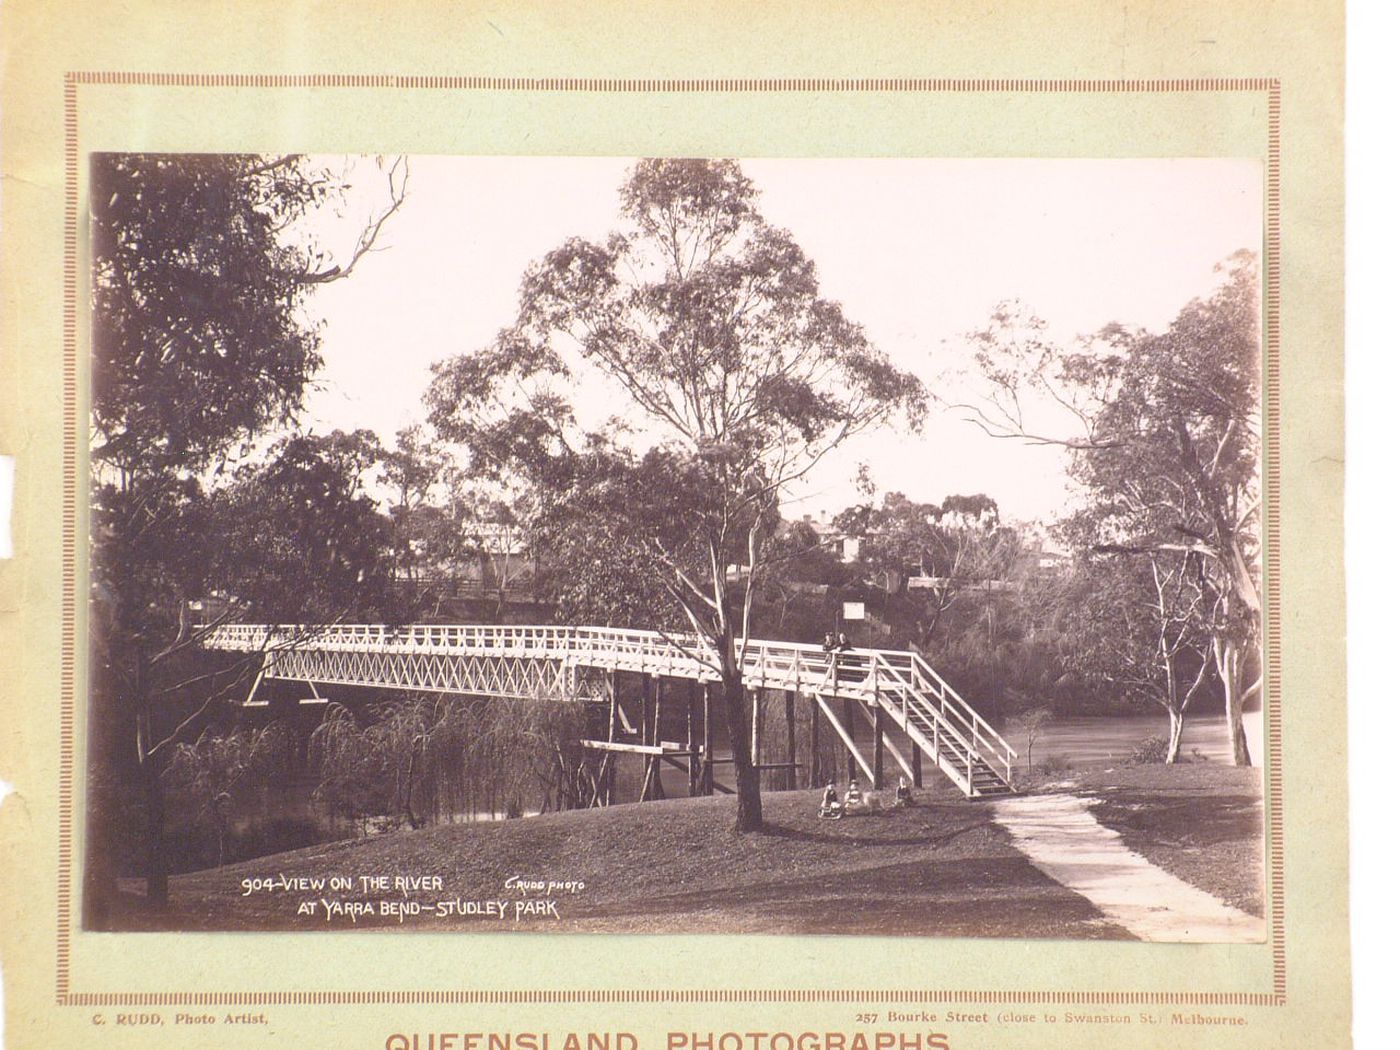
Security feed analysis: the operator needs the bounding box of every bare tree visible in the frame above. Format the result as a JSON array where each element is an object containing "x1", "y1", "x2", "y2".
[
  {"x1": 956, "y1": 253, "x2": 1260, "y2": 764},
  {"x1": 1017, "y1": 706, "x2": 1054, "y2": 775}
]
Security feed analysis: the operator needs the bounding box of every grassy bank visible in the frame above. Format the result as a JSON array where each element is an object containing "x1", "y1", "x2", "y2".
[
  {"x1": 1075, "y1": 764, "x2": 1266, "y2": 917},
  {"x1": 110, "y1": 763, "x2": 1263, "y2": 936}
]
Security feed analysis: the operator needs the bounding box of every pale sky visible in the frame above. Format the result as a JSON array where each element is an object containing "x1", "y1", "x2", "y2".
[{"x1": 302, "y1": 157, "x2": 1262, "y2": 525}]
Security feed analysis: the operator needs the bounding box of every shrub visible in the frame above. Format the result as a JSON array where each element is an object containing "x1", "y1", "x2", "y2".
[
  {"x1": 163, "y1": 723, "x2": 297, "y2": 867},
  {"x1": 1037, "y1": 754, "x2": 1074, "y2": 776},
  {"x1": 1129, "y1": 735, "x2": 1169, "y2": 765},
  {"x1": 231, "y1": 816, "x2": 329, "y2": 862}
]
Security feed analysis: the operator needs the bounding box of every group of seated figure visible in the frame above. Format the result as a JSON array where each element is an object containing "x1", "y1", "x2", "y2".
[{"x1": 818, "y1": 776, "x2": 915, "y2": 819}]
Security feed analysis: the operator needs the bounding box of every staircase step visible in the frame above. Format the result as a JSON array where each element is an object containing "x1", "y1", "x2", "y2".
[{"x1": 870, "y1": 676, "x2": 1011, "y2": 801}]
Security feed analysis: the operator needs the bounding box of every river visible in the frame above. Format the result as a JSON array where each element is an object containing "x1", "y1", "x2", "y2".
[
  {"x1": 1002, "y1": 711, "x2": 1262, "y2": 767},
  {"x1": 683, "y1": 709, "x2": 1265, "y2": 797}
]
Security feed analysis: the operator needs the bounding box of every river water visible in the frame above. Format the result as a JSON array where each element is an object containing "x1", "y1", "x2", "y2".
[
  {"x1": 442, "y1": 710, "x2": 1263, "y2": 822},
  {"x1": 643, "y1": 710, "x2": 1262, "y2": 800},
  {"x1": 1007, "y1": 713, "x2": 1231, "y2": 766}
]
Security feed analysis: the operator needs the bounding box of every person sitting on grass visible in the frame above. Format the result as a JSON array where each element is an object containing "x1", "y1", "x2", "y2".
[
  {"x1": 844, "y1": 779, "x2": 864, "y2": 808},
  {"x1": 893, "y1": 776, "x2": 914, "y2": 809},
  {"x1": 818, "y1": 782, "x2": 843, "y2": 820}
]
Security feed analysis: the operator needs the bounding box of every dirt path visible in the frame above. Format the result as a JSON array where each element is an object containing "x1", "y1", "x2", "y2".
[{"x1": 991, "y1": 793, "x2": 1265, "y2": 943}]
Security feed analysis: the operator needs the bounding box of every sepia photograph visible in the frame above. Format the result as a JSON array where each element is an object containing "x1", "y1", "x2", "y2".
[{"x1": 84, "y1": 152, "x2": 1265, "y2": 942}]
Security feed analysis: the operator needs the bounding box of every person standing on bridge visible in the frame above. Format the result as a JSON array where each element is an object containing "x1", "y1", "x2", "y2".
[
  {"x1": 834, "y1": 631, "x2": 857, "y2": 686},
  {"x1": 822, "y1": 632, "x2": 839, "y2": 686}
]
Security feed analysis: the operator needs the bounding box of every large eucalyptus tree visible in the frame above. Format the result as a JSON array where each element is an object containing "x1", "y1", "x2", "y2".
[{"x1": 428, "y1": 160, "x2": 923, "y2": 830}]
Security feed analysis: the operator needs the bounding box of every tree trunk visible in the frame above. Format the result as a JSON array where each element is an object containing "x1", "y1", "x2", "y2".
[
  {"x1": 1164, "y1": 707, "x2": 1185, "y2": 764},
  {"x1": 1215, "y1": 637, "x2": 1253, "y2": 766},
  {"x1": 134, "y1": 650, "x2": 170, "y2": 906},
  {"x1": 83, "y1": 696, "x2": 123, "y2": 927},
  {"x1": 403, "y1": 748, "x2": 422, "y2": 829},
  {"x1": 717, "y1": 639, "x2": 763, "y2": 832},
  {"x1": 140, "y1": 751, "x2": 169, "y2": 905}
]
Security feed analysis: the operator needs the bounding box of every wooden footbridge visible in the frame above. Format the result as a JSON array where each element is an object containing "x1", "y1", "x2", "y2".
[{"x1": 203, "y1": 623, "x2": 1016, "y2": 801}]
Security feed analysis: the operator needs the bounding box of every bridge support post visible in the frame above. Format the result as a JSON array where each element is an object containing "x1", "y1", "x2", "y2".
[
  {"x1": 911, "y1": 742, "x2": 923, "y2": 788},
  {"x1": 686, "y1": 681, "x2": 700, "y2": 796},
  {"x1": 843, "y1": 698, "x2": 858, "y2": 783},
  {"x1": 873, "y1": 706, "x2": 886, "y2": 790},
  {"x1": 750, "y1": 688, "x2": 763, "y2": 784},
  {"x1": 652, "y1": 677, "x2": 666, "y2": 800},
  {"x1": 639, "y1": 675, "x2": 659, "y2": 802},
  {"x1": 808, "y1": 696, "x2": 821, "y2": 788},
  {"x1": 606, "y1": 670, "x2": 620, "y2": 806},
  {"x1": 702, "y1": 683, "x2": 714, "y2": 795},
  {"x1": 784, "y1": 690, "x2": 797, "y2": 791}
]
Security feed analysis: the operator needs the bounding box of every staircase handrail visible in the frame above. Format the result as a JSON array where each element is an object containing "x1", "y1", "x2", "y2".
[
  {"x1": 867, "y1": 651, "x2": 983, "y2": 759},
  {"x1": 891, "y1": 651, "x2": 1017, "y2": 780},
  {"x1": 732, "y1": 643, "x2": 998, "y2": 789}
]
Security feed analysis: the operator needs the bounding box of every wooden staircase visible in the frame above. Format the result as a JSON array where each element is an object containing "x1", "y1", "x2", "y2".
[{"x1": 857, "y1": 651, "x2": 1017, "y2": 799}]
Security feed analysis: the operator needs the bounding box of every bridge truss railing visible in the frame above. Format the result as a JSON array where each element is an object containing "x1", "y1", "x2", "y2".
[
  {"x1": 202, "y1": 622, "x2": 1016, "y2": 790},
  {"x1": 730, "y1": 641, "x2": 1016, "y2": 786}
]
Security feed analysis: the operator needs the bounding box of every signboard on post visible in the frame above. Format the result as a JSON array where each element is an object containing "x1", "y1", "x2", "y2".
[{"x1": 842, "y1": 601, "x2": 866, "y2": 621}]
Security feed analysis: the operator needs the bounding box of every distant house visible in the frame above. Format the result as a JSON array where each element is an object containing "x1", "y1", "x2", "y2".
[
  {"x1": 456, "y1": 522, "x2": 535, "y2": 595},
  {"x1": 840, "y1": 535, "x2": 862, "y2": 563},
  {"x1": 1015, "y1": 524, "x2": 1071, "y2": 579},
  {"x1": 906, "y1": 574, "x2": 1016, "y2": 593},
  {"x1": 400, "y1": 521, "x2": 538, "y2": 600},
  {"x1": 799, "y1": 511, "x2": 861, "y2": 563}
]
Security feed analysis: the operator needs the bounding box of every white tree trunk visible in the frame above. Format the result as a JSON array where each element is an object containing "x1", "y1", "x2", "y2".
[
  {"x1": 1214, "y1": 636, "x2": 1253, "y2": 767},
  {"x1": 1164, "y1": 707, "x2": 1185, "y2": 764}
]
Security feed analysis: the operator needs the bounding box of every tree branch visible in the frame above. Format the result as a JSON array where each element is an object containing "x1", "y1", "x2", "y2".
[{"x1": 299, "y1": 156, "x2": 409, "y2": 284}]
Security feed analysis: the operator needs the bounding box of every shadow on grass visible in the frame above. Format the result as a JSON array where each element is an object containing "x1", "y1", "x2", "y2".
[
  {"x1": 569, "y1": 855, "x2": 1134, "y2": 940},
  {"x1": 755, "y1": 814, "x2": 995, "y2": 849}
]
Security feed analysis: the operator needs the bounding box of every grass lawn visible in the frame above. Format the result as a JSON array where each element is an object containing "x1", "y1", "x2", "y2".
[
  {"x1": 1072, "y1": 763, "x2": 1266, "y2": 917},
  {"x1": 108, "y1": 763, "x2": 1263, "y2": 937}
]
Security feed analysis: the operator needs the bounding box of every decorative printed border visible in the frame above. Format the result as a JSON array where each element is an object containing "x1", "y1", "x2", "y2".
[
  {"x1": 57, "y1": 73, "x2": 81, "y2": 1005},
  {"x1": 1263, "y1": 84, "x2": 1286, "y2": 1003},
  {"x1": 56, "y1": 72, "x2": 1285, "y2": 1008},
  {"x1": 60, "y1": 989, "x2": 1281, "y2": 1007}
]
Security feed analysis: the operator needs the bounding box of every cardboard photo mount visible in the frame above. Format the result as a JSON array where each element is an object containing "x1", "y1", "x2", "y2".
[{"x1": 0, "y1": 3, "x2": 1346, "y2": 1048}]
